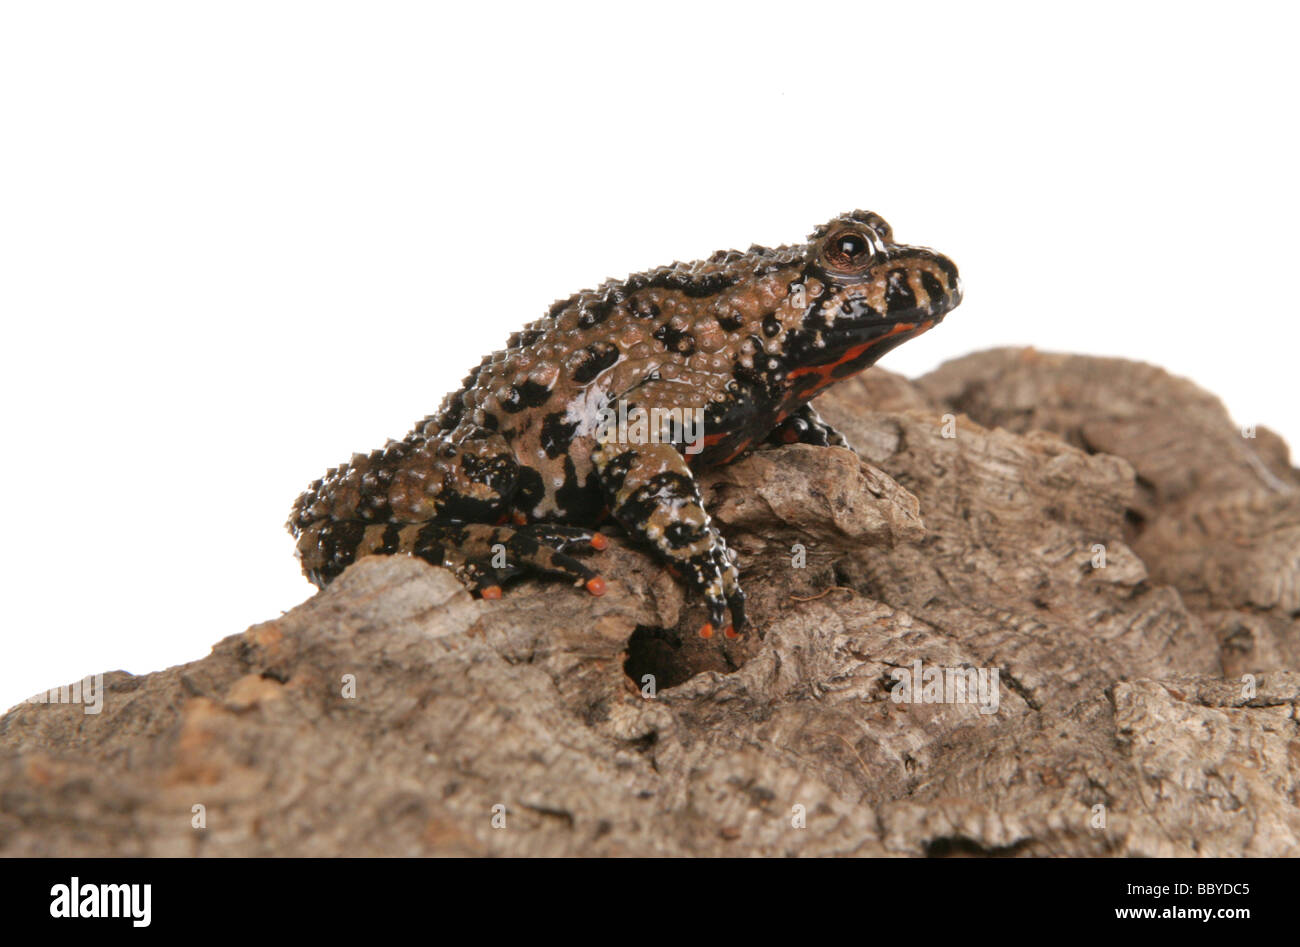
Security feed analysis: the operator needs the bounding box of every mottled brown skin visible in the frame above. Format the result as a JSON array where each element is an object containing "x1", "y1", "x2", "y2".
[{"x1": 289, "y1": 211, "x2": 962, "y2": 637}]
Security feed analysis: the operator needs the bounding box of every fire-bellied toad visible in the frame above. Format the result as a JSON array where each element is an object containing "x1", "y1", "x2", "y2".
[{"x1": 288, "y1": 211, "x2": 962, "y2": 638}]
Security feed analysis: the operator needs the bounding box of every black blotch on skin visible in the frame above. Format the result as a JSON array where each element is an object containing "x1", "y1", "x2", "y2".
[
  {"x1": 501, "y1": 379, "x2": 553, "y2": 413},
  {"x1": 460, "y1": 452, "x2": 517, "y2": 494},
  {"x1": 514, "y1": 466, "x2": 545, "y2": 514},
  {"x1": 727, "y1": 342, "x2": 786, "y2": 401},
  {"x1": 797, "y1": 298, "x2": 831, "y2": 331},
  {"x1": 572, "y1": 341, "x2": 620, "y2": 384},
  {"x1": 555, "y1": 457, "x2": 604, "y2": 520},
  {"x1": 629, "y1": 296, "x2": 660, "y2": 319},
  {"x1": 617, "y1": 472, "x2": 698, "y2": 532},
  {"x1": 664, "y1": 521, "x2": 705, "y2": 549},
  {"x1": 577, "y1": 304, "x2": 609, "y2": 329},
  {"x1": 437, "y1": 490, "x2": 502, "y2": 523},
  {"x1": 412, "y1": 522, "x2": 448, "y2": 560},
  {"x1": 714, "y1": 307, "x2": 745, "y2": 331},
  {"x1": 540, "y1": 412, "x2": 579, "y2": 459},
  {"x1": 377, "y1": 523, "x2": 403, "y2": 555},
  {"x1": 703, "y1": 381, "x2": 748, "y2": 428},
  {"x1": 730, "y1": 363, "x2": 769, "y2": 393},
  {"x1": 761, "y1": 312, "x2": 782, "y2": 338},
  {"x1": 598, "y1": 449, "x2": 638, "y2": 498},
  {"x1": 885, "y1": 269, "x2": 917, "y2": 314},
  {"x1": 322, "y1": 519, "x2": 367, "y2": 576},
  {"x1": 682, "y1": 548, "x2": 718, "y2": 583},
  {"x1": 919, "y1": 270, "x2": 946, "y2": 309},
  {"x1": 578, "y1": 287, "x2": 629, "y2": 329},
  {"x1": 653, "y1": 324, "x2": 696, "y2": 356}
]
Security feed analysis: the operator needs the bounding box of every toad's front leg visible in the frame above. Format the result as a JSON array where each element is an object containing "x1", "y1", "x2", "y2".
[
  {"x1": 592, "y1": 436, "x2": 746, "y2": 638},
  {"x1": 766, "y1": 403, "x2": 851, "y2": 449}
]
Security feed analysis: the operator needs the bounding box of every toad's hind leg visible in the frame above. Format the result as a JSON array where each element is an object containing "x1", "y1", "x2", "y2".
[
  {"x1": 409, "y1": 522, "x2": 607, "y2": 596},
  {"x1": 294, "y1": 516, "x2": 607, "y2": 595},
  {"x1": 290, "y1": 426, "x2": 605, "y2": 595},
  {"x1": 289, "y1": 427, "x2": 514, "y2": 585},
  {"x1": 592, "y1": 437, "x2": 746, "y2": 637}
]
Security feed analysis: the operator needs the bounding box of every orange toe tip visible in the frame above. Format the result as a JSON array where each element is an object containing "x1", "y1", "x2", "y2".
[
  {"x1": 512, "y1": 513, "x2": 528, "y2": 525},
  {"x1": 589, "y1": 532, "x2": 609, "y2": 551},
  {"x1": 585, "y1": 576, "x2": 607, "y2": 596},
  {"x1": 723, "y1": 625, "x2": 739, "y2": 639},
  {"x1": 699, "y1": 623, "x2": 715, "y2": 639},
  {"x1": 480, "y1": 586, "x2": 503, "y2": 600}
]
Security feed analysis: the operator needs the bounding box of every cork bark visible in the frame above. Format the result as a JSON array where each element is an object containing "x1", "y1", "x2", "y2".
[{"x1": 3, "y1": 348, "x2": 1297, "y2": 856}]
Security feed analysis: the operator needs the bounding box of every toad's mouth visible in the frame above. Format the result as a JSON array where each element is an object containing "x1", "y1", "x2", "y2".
[
  {"x1": 784, "y1": 259, "x2": 961, "y2": 393},
  {"x1": 814, "y1": 271, "x2": 959, "y2": 349},
  {"x1": 785, "y1": 318, "x2": 935, "y2": 390}
]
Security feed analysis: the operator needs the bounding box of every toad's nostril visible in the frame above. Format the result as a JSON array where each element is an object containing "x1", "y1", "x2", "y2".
[{"x1": 935, "y1": 254, "x2": 960, "y2": 289}]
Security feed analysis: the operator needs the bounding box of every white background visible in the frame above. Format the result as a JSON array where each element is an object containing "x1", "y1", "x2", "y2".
[{"x1": 2, "y1": 2, "x2": 1296, "y2": 711}]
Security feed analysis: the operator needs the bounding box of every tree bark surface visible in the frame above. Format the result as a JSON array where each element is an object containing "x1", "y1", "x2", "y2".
[{"x1": 3, "y1": 348, "x2": 1297, "y2": 856}]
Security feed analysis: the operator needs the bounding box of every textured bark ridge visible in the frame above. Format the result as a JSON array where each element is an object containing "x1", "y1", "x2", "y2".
[{"x1": 3, "y1": 348, "x2": 1297, "y2": 856}]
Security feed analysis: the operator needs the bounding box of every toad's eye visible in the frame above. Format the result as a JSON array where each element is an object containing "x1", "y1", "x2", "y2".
[
  {"x1": 823, "y1": 230, "x2": 875, "y2": 271},
  {"x1": 837, "y1": 234, "x2": 867, "y2": 257}
]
